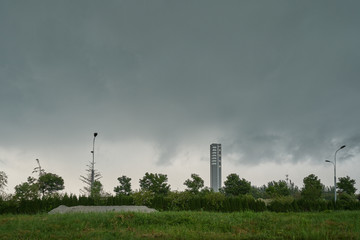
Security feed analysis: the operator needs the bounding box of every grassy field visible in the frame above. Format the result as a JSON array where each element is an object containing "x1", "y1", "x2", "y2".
[{"x1": 0, "y1": 210, "x2": 359, "y2": 239}]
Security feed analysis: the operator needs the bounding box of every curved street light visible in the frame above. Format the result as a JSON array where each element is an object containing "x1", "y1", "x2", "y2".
[
  {"x1": 91, "y1": 132, "x2": 98, "y2": 190},
  {"x1": 325, "y1": 145, "x2": 346, "y2": 202}
]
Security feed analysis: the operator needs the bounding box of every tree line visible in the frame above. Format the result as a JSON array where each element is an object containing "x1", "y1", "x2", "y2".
[
  {"x1": 1, "y1": 168, "x2": 359, "y2": 214},
  {"x1": 0, "y1": 157, "x2": 359, "y2": 212},
  {"x1": 1, "y1": 167, "x2": 359, "y2": 203}
]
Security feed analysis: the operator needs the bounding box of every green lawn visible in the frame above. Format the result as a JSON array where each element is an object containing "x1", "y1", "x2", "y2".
[{"x1": 0, "y1": 211, "x2": 359, "y2": 239}]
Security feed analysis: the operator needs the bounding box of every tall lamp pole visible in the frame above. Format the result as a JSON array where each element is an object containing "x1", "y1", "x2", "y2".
[
  {"x1": 91, "y1": 132, "x2": 98, "y2": 190},
  {"x1": 325, "y1": 145, "x2": 346, "y2": 202}
]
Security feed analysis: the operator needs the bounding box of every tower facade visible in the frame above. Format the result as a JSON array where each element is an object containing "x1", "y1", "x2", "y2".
[{"x1": 210, "y1": 143, "x2": 222, "y2": 192}]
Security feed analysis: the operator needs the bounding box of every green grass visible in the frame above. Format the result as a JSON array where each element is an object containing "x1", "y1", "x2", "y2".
[{"x1": 0, "y1": 211, "x2": 359, "y2": 239}]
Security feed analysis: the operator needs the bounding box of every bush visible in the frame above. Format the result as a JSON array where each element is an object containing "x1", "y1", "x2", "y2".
[
  {"x1": 132, "y1": 190, "x2": 155, "y2": 207},
  {"x1": 203, "y1": 192, "x2": 226, "y2": 211},
  {"x1": 1, "y1": 191, "x2": 360, "y2": 214},
  {"x1": 164, "y1": 191, "x2": 193, "y2": 211},
  {"x1": 268, "y1": 196, "x2": 294, "y2": 212},
  {"x1": 336, "y1": 193, "x2": 359, "y2": 210}
]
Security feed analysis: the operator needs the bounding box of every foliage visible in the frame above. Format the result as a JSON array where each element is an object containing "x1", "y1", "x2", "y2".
[
  {"x1": 286, "y1": 177, "x2": 300, "y2": 198},
  {"x1": 38, "y1": 173, "x2": 65, "y2": 196},
  {"x1": 223, "y1": 173, "x2": 251, "y2": 196},
  {"x1": 139, "y1": 172, "x2": 170, "y2": 195},
  {"x1": 105, "y1": 195, "x2": 134, "y2": 206},
  {"x1": 183, "y1": 173, "x2": 204, "y2": 194},
  {"x1": 114, "y1": 175, "x2": 132, "y2": 196},
  {"x1": 90, "y1": 180, "x2": 104, "y2": 200},
  {"x1": 1, "y1": 191, "x2": 360, "y2": 214},
  {"x1": 132, "y1": 190, "x2": 155, "y2": 206},
  {"x1": 164, "y1": 191, "x2": 193, "y2": 211},
  {"x1": 203, "y1": 192, "x2": 226, "y2": 211},
  {"x1": 32, "y1": 159, "x2": 45, "y2": 178},
  {"x1": 80, "y1": 163, "x2": 102, "y2": 196},
  {"x1": 267, "y1": 196, "x2": 295, "y2": 212},
  {"x1": 337, "y1": 192, "x2": 358, "y2": 210},
  {"x1": 14, "y1": 177, "x2": 40, "y2": 201},
  {"x1": 265, "y1": 180, "x2": 290, "y2": 198},
  {"x1": 301, "y1": 174, "x2": 324, "y2": 201},
  {"x1": 200, "y1": 186, "x2": 214, "y2": 195},
  {"x1": 250, "y1": 185, "x2": 267, "y2": 199},
  {"x1": 337, "y1": 175, "x2": 357, "y2": 196}
]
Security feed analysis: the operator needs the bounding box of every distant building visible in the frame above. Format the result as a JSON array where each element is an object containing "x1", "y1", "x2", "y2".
[{"x1": 210, "y1": 143, "x2": 222, "y2": 192}]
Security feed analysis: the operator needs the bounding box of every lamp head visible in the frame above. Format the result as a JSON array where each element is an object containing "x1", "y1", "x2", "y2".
[
  {"x1": 94, "y1": 132, "x2": 98, "y2": 137},
  {"x1": 325, "y1": 160, "x2": 331, "y2": 163},
  {"x1": 340, "y1": 145, "x2": 346, "y2": 149}
]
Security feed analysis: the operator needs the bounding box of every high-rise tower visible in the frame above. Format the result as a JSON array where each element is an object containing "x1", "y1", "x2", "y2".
[{"x1": 210, "y1": 143, "x2": 222, "y2": 192}]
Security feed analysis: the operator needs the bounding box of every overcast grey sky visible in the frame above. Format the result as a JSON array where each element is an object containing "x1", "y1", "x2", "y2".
[{"x1": 1, "y1": 0, "x2": 359, "y2": 194}]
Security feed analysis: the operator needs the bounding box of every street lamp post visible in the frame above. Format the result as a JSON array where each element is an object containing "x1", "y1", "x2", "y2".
[
  {"x1": 325, "y1": 145, "x2": 346, "y2": 203},
  {"x1": 91, "y1": 132, "x2": 98, "y2": 190}
]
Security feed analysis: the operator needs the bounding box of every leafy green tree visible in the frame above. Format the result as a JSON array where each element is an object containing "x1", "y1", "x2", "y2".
[
  {"x1": 114, "y1": 175, "x2": 132, "y2": 195},
  {"x1": 90, "y1": 180, "x2": 104, "y2": 199},
  {"x1": 183, "y1": 173, "x2": 204, "y2": 194},
  {"x1": 223, "y1": 173, "x2": 251, "y2": 196},
  {"x1": 337, "y1": 176, "x2": 357, "y2": 196},
  {"x1": 200, "y1": 186, "x2": 214, "y2": 196},
  {"x1": 301, "y1": 174, "x2": 324, "y2": 201},
  {"x1": 266, "y1": 180, "x2": 290, "y2": 198},
  {"x1": 250, "y1": 185, "x2": 267, "y2": 199},
  {"x1": 14, "y1": 177, "x2": 40, "y2": 200},
  {"x1": 38, "y1": 173, "x2": 65, "y2": 196},
  {"x1": 139, "y1": 172, "x2": 170, "y2": 195}
]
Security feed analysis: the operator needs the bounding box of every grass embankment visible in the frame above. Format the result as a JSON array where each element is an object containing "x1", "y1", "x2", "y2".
[{"x1": 0, "y1": 211, "x2": 359, "y2": 239}]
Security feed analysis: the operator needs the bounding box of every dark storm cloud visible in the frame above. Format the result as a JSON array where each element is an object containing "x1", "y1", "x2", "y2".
[{"x1": 1, "y1": 0, "x2": 359, "y2": 165}]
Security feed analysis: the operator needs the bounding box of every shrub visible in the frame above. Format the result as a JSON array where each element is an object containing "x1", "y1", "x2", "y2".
[
  {"x1": 164, "y1": 191, "x2": 193, "y2": 211},
  {"x1": 132, "y1": 190, "x2": 155, "y2": 207},
  {"x1": 268, "y1": 196, "x2": 294, "y2": 212},
  {"x1": 203, "y1": 192, "x2": 226, "y2": 211}
]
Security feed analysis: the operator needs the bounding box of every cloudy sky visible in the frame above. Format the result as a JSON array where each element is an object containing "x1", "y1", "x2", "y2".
[{"x1": 1, "y1": 0, "x2": 359, "y2": 195}]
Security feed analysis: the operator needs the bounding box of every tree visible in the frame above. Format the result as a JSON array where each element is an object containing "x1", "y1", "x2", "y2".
[
  {"x1": 38, "y1": 173, "x2": 65, "y2": 196},
  {"x1": 223, "y1": 173, "x2": 251, "y2": 196},
  {"x1": 285, "y1": 175, "x2": 300, "y2": 197},
  {"x1": 0, "y1": 171, "x2": 7, "y2": 191},
  {"x1": 139, "y1": 172, "x2": 170, "y2": 195},
  {"x1": 14, "y1": 177, "x2": 40, "y2": 200},
  {"x1": 32, "y1": 159, "x2": 45, "y2": 178},
  {"x1": 80, "y1": 133, "x2": 102, "y2": 197},
  {"x1": 90, "y1": 180, "x2": 104, "y2": 199},
  {"x1": 183, "y1": 173, "x2": 204, "y2": 194},
  {"x1": 301, "y1": 174, "x2": 324, "y2": 201},
  {"x1": 200, "y1": 186, "x2": 214, "y2": 195},
  {"x1": 337, "y1": 176, "x2": 357, "y2": 196},
  {"x1": 250, "y1": 185, "x2": 267, "y2": 199},
  {"x1": 266, "y1": 180, "x2": 290, "y2": 198},
  {"x1": 114, "y1": 175, "x2": 132, "y2": 196},
  {"x1": 80, "y1": 163, "x2": 102, "y2": 196}
]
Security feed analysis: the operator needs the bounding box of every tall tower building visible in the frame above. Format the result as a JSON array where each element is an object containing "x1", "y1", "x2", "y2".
[{"x1": 210, "y1": 143, "x2": 222, "y2": 192}]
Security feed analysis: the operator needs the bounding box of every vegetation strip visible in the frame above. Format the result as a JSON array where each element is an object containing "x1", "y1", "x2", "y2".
[{"x1": 0, "y1": 211, "x2": 359, "y2": 240}]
